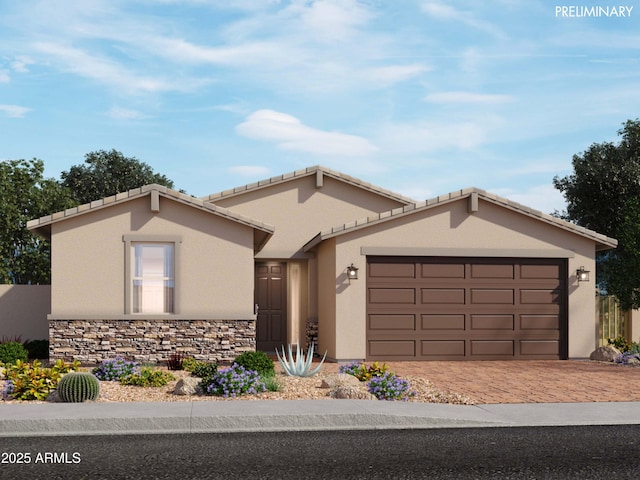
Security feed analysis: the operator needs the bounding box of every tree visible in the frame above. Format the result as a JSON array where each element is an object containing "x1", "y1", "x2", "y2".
[
  {"x1": 0, "y1": 159, "x2": 76, "y2": 284},
  {"x1": 553, "y1": 119, "x2": 640, "y2": 309},
  {"x1": 60, "y1": 149, "x2": 175, "y2": 204}
]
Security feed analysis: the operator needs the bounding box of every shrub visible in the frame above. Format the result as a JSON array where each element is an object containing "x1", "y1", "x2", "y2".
[
  {"x1": 57, "y1": 372, "x2": 101, "y2": 402},
  {"x1": 263, "y1": 375, "x2": 281, "y2": 392},
  {"x1": 233, "y1": 350, "x2": 275, "y2": 377},
  {"x1": 2, "y1": 359, "x2": 81, "y2": 401},
  {"x1": 0, "y1": 341, "x2": 29, "y2": 366},
  {"x1": 190, "y1": 362, "x2": 218, "y2": 379},
  {"x1": 608, "y1": 336, "x2": 632, "y2": 352},
  {"x1": 166, "y1": 353, "x2": 184, "y2": 371},
  {"x1": 202, "y1": 363, "x2": 265, "y2": 397},
  {"x1": 119, "y1": 368, "x2": 175, "y2": 387},
  {"x1": 339, "y1": 361, "x2": 390, "y2": 382},
  {"x1": 367, "y1": 372, "x2": 416, "y2": 401},
  {"x1": 92, "y1": 356, "x2": 139, "y2": 381},
  {"x1": 181, "y1": 357, "x2": 198, "y2": 372},
  {"x1": 23, "y1": 340, "x2": 49, "y2": 360}
]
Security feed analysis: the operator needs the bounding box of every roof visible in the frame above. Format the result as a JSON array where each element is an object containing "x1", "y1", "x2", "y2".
[
  {"x1": 303, "y1": 187, "x2": 618, "y2": 252},
  {"x1": 201, "y1": 165, "x2": 416, "y2": 205},
  {"x1": 27, "y1": 184, "x2": 275, "y2": 252}
]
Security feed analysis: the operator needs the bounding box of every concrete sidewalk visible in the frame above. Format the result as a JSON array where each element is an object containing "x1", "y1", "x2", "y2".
[{"x1": 2, "y1": 400, "x2": 640, "y2": 437}]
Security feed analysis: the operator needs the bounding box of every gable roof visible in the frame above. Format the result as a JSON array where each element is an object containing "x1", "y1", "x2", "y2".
[
  {"x1": 201, "y1": 165, "x2": 416, "y2": 205},
  {"x1": 303, "y1": 187, "x2": 618, "y2": 252},
  {"x1": 27, "y1": 184, "x2": 275, "y2": 252}
]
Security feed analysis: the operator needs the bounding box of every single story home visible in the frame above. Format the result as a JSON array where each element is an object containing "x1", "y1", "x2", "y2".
[{"x1": 28, "y1": 165, "x2": 617, "y2": 363}]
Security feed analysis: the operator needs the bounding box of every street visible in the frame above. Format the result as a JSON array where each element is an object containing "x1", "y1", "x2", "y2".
[{"x1": 2, "y1": 425, "x2": 639, "y2": 479}]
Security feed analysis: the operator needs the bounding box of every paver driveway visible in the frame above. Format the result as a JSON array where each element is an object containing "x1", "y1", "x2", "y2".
[{"x1": 384, "y1": 360, "x2": 640, "y2": 404}]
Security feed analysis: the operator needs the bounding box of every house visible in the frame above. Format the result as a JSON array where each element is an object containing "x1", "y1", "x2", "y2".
[{"x1": 27, "y1": 166, "x2": 617, "y2": 363}]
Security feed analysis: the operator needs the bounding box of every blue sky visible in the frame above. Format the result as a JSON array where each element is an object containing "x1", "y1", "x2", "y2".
[{"x1": 1, "y1": 1, "x2": 638, "y2": 214}]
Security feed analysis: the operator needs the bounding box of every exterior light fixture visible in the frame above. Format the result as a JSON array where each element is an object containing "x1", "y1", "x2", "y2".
[
  {"x1": 577, "y1": 266, "x2": 590, "y2": 282},
  {"x1": 346, "y1": 263, "x2": 359, "y2": 280}
]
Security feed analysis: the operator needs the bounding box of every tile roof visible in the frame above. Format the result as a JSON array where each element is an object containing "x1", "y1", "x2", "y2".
[
  {"x1": 27, "y1": 184, "x2": 275, "y2": 237},
  {"x1": 200, "y1": 165, "x2": 416, "y2": 205},
  {"x1": 302, "y1": 187, "x2": 618, "y2": 252}
]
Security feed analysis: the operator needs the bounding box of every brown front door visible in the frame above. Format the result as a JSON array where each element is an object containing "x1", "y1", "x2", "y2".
[{"x1": 255, "y1": 262, "x2": 287, "y2": 353}]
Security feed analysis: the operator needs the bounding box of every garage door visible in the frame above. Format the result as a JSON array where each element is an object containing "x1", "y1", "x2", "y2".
[{"x1": 366, "y1": 257, "x2": 567, "y2": 360}]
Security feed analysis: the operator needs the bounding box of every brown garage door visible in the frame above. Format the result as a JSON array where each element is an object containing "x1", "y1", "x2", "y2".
[{"x1": 366, "y1": 257, "x2": 567, "y2": 360}]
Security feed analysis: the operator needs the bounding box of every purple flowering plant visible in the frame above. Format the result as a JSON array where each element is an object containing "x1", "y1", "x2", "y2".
[
  {"x1": 203, "y1": 363, "x2": 266, "y2": 398},
  {"x1": 615, "y1": 352, "x2": 640, "y2": 365},
  {"x1": 92, "y1": 356, "x2": 140, "y2": 381},
  {"x1": 1, "y1": 379, "x2": 14, "y2": 399},
  {"x1": 366, "y1": 371, "x2": 416, "y2": 401}
]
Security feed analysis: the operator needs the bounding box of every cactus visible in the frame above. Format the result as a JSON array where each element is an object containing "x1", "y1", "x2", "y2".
[
  {"x1": 276, "y1": 343, "x2": 327, "y2": 377},
  {"x1": 57, "y1": 372, "x2": 100, "y2": 402}
]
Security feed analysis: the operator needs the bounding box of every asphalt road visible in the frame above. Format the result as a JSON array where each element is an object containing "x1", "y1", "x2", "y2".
[{"x1": 2, "y1": 425, "x2": 639, "y2": 479}]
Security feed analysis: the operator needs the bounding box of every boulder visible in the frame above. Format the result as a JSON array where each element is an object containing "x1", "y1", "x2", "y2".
[
  {"x1": 320, "y1": 374, "x2": 362, "y2": 389},
  {"x1": 329, "y1": 385, "x2": 376, "y2": 400},
  {"x1": 173, "y1": 377, "x2": 203, "y2": 396},
  {"x1": 589, "y1": 345, "x2": 622, "y2": 362}
]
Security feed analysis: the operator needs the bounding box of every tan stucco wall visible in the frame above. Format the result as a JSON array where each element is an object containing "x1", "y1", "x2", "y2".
[
  {"x1": 50, "y1": 196, "x2": 256, "y2": 318},
  {"x1": 317, "y1": 238, "x2": 337, "y2": 358},
  {"x1": 318, "y1": 198, "x2": 599, "y2": 360},
  {"x1": 212, "y1": 175, "x2": 406, "y2": 259},
  {"x1": 0, "y1": 285, "x2": 50, "y2": 340}
]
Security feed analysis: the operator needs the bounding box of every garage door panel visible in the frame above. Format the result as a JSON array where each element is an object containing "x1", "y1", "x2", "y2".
[
  {"x1": 369, "y1": 262, "x2": 415, "y2": 278},
  {"x1": 421, "y1": 263, "x2": 465, "y2": 278},
  {"x1": 471, "y1": 340, "x2": 514, "y2": 356},
  {"x1": 520, "y1": 340, "x2": 559, "y2": 356},
  {"x1": 421, "y1": 289, "x2": 465, "y2": 304},
  {"x1": 471, "y1": 264, "x2": 514, "y2": 279},
  {"x1": 520, "y1": 264, "x2": 560, "y2": 279},
  {"x1": 471, "y1": 314, "x2": 514, "y2": 330},
  {"x1": 421, "y1": 314, "x2": 465, "y2": 330},
  {"x1": 520, "y1": 289, "x2": 561, "y2": 304},
  {"x1": 367, "y1": 257, "x2": 566, "y2": 361},
  {"x1": 521, "y1": 314, "x2": 559, "y2": 330},
  {"x1": 421, "y1": 340, "x2": 465, "y2": 356},
  {"x1": 471, "y1": 289, "x2": 514, "y2": 304},
  {"x1": 369, "y1": 314, "x2": 415, "y2": 331},
  {"x1": 369, "y1": 288, "x2": 415, "y2": 304},
  {"x1": 368, "y1": 340, "x2": 415, "y2": 357}
]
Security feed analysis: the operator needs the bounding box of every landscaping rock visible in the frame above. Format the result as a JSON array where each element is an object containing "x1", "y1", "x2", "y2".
[
  {"x1": 329, "y1": 385, "x2": 376, "y2": 400},
  {"x1": 173, "y1": 377, "x2": 203, "y2": 396},
  {"x1": 320, "y1": 374, "x2": 362, "y2": 389},
  {"x1": 589, "y1": 345, "x2": 621, "y2": 362},
  {"x1": 46, "y1": 390, "x2": 61, "y2": 402}
]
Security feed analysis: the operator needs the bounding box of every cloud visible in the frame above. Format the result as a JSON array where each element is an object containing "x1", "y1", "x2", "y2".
[
  {"x1": 421, "y1": 1, "x2": 506, "y2": 39},
  {"x1": 0, "y1": 70, "x2": 9, "y2": 83},
  {"x1": 32, "y1": 42, "x2": 205, "y2": 93},
  {"x1": 106, "y1": 107, "x2": 150, "y2": 120},
  {"x1": 236, "y1": 109, "x2": 378, "y2": 156},
  {"x1": 228, "y1": 165, "x2": 271, "y2": 177},
  {"x1": 0, "y1": 105, "x2": 30, "y2": 118},
  {"x1": 425, "y1": 91, "x2": 514, "y2": 104},
  {"x1": 11, "y1": 56, "x2": 34, "y2": 73}
]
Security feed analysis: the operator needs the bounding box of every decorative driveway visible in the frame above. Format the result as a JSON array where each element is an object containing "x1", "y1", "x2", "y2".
[{"x1": 384, "y1": 360, "x2": 640, "y2": 404}]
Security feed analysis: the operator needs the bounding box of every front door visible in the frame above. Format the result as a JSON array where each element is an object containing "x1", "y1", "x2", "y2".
[{"x1": 255, "y1": 262, "x2": 287, "y2": 353}]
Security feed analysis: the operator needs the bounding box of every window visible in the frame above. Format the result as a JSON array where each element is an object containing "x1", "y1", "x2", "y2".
[{"x1": 132, "y1": 243, "x2": 174, "y2": 314}]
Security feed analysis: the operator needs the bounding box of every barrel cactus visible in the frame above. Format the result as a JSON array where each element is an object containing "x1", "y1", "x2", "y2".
[{"x1": 57, "y1": 372, "x2": 101, "y2": 402}]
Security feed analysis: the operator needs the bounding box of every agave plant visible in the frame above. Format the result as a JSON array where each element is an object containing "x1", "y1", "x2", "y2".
[{"x1": 276, "y1": 343, "x2": 327, "y2": 377}]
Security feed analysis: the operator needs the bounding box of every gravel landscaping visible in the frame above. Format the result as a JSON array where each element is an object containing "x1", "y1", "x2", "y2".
[{"x1": 0, "y1": 363, "x2": 477, "y2": 405}]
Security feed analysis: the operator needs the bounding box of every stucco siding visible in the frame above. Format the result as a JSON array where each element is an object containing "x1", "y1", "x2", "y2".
[
  {"x1": 317, "y1": 238, "x2": 337, "y2": 359},
  {"x1": 0, "y1": 285, "x2": 50, "y2": 340},
  {"x1": 213, "y1": 175, "x2": 406, "y2": 258},
  {"x1": 51, "y1": 196, "x2": 256, "y2": 318},
  {"x1": 328, "y1": 198, "x2": 598, "y2": 360}
]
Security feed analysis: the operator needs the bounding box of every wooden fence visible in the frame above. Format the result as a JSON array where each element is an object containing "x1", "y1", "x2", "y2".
[{"x1": 597, "y1": 294, "x2": 628, "y2": 347}]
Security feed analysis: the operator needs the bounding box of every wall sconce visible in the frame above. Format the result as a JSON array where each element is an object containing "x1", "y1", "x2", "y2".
[
  {"x1": 577, "y1": 266, "x2": 590, "y2": 282},
  {"x1": 346, "y1": 263, "x2": 359, "y2": 280}
]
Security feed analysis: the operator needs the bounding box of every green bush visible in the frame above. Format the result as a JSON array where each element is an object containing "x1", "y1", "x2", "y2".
[
  {"x1": 606, "y1": 336, "x2": 640, "y2": 353},
  {"x1": 188, "y1": 361, "x2": 218, "y2": 379},
  {"x1": 2, "y1": 359, "x2": 81, "y2": 401},
  {"x1": 233, "y1": 350, "x2": 275, "y2": 377},
  {"x1": 0, "y1": 341, "x2": 29, "y2": 366},
  {"x1": 23, "y1": 340, "x2": 49, "y2": 360},
  {"x1": 57, "y1": 372, "x2": 100, "y2": 402},
  {"x1": 119, "y1": 367, "x2": 175, "y2": 387}
]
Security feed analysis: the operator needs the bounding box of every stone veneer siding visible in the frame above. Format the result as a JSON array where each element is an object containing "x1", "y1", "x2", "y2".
[{"x1": 49, "y1": 318, "x2": 256, "y2": 364}]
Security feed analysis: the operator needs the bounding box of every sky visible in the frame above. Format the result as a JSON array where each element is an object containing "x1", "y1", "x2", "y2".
[{"x1": 1, "y1": 0, "x2": 639, "y2": 215}]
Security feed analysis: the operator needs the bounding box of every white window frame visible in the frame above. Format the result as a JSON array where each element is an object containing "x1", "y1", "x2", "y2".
[{"x1": 123, "y1": 235, "x2": 181, "y2": 315}]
